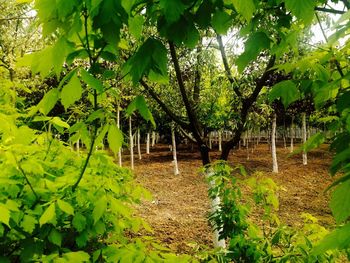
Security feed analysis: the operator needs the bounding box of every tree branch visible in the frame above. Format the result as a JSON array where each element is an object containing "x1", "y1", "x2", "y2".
[
  {"x1": 140, "y1": 79, "x2": 191, "y2": 130},
  {"x1": 168, "y1": 41, "x2": 203, "y2": 143},
  {"x1": 315, "y1": 7, "x2": 346, "y2": 14},
  {"x1": 216, "y1": 35, "x2": 242, "y2": 97},
  {"x1": 193, "y1": 43, "x2": 202, "y2": 105},
  {"x1": 220, "y1": 55, "x2": 276, "y2": 160}
]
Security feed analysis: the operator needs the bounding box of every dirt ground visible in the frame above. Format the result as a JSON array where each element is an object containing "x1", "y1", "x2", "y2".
[{"x1": 123, "y1": 142, "x2": 335, "y2": 254}]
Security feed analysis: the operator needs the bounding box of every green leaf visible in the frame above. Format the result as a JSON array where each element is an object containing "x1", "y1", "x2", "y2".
[
  {"x1": 63, "y1": 251, "x2": 90, "y2": 262},
  {"x1": 337, "y1": 91, "x2": 350, "y2": 113},
  {"x1": 129, "y1": 15, "x2": 144, "y2": 39},
  {"x1": 39, "y1": 203, "x2": 56, "y2": 226},
  {"x1": 330, "y1": 179, "x2": 350, "y2": 223},
  {"x1": 52, "y1": 37, "x2": 72, "y2": 78},
  {"x1": 330, "y1": 148, "x2": 350, "y2": 176},
  {"x1": 269, "y1": 80, "x2": 300, "y2": 108},
  {"x1": 236, "y1": 32, "x2": 270, "y2": 72},
  {"x1": 212, "y1": 10, "x2": 232, "y2": 35},
  {"x1": 48, "y1": 229, "x2": 62, "y2": 247},
  {"x1": 50, "y1": 117, "x2": 70, "y2": 129},
  {"x1": 57, "y1": 199, "x2": 74, "y2": 215},
  {"x1": 36, "y1": 88, "x2": 60, "y2": 116},
  {"x1": 80, "y1": 69, "x2": 104, "y2": 93},
  {"x1": 0, "y1": 205, "x2": 10, "y2": 227},
  {"x1": 292, "y1": 133, "x2": 325, "y2": 155},
  {"x1": 195, "y1": 1, "x2": 214, "y2": 28},
  {"x1": 231, "y1": 0, "x2": 256, "y2": 21},
  {"x1": 159, "y1": 0, "x2": 186, "y2": 23},
  {"x1": 56, "y1": 0, "x2": 76, "y2": 17},
  {"x1": 313, "y1": 82, "x2": 339, "y2": 109},
  {"x1": 285, "y1": 0, "x2": 315, "y2": 25},
  {"x1": 92, "y1": 195, "x2": 107, "y2": 224},
  {"x1": 123, "y1": 38, "x2": 168, "y2": 84},
  {"x1": 312, "y1": 223, "x2": 350, "y2": 255},
  {"x1": 107, "y1": 124, "x2": 123, "y2": 155},
  {"x1": 61, "y1": 73, "x2": 83, "y2": 110},
  {"x1": 21, "y1": 215, "x2": 37, "y2": 234},
  {"x1": 72, "y1": 213, "x2": 86, "y2": 232},
  {"x1": 126, "y1": 96, "x2": 155, "y2": 127}
]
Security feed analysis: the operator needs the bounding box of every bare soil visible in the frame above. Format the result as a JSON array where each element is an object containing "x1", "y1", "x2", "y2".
[{"x1": 123, "y1": 142, "x2": 335, "y2": 254}]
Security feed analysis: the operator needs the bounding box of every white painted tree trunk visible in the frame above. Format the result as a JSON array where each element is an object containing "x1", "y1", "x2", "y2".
[
  {"x1": 218, "y1": 131, "x2": 222, "y2": 152},
  {"x1": 171, "y1": 126, "x2": 179, "y2": 175},
  {"x1": 137, "y1": 128, "x2": 142, "y2": 160},
  {"x1": 117, "y1": 106, "x2": 122, "y2": 166},
  {"x1": 302, "y1": 113, "x2": 307, "y2": 165},
  {"x1": 151, "y1": 131, "x2": 156, "y2": 147},
  {"x1": 146, "y1": 132, "x2": 150, "y2": 154},
  {"x1": 246, "y1": 136, "x2": 250, "y2": 160},
  {"x1": 272, "y1": 113, "x2": 278, "y2": 173},
  {"x1": 290, "y1": 116, "x2": 294, "y2": 153},
  {"x1": 206, "y1": 169, "x2": 226, "y2": 249},
  {"x1": 129, "y1": 117, "x2": 134, "y2": 170},
  {"x1": 76, "y1": 139, "x2": 80, "y2": 155}
]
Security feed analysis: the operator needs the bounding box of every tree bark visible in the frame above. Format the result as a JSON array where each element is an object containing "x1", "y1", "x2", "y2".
[
  {"x1": 272, "y1": 113, "x2": 279, "y2": 173},
  {"x1": 206, "y1": 168, "x2": 226, "y2": 248},
  {"x1": 151, "y1": 131, "x2": 155, "y2": 147},
  {"x1": 290, "y1": 115, "x2": 294, "y2": 153},
  {"x1": 171, "y1": 125, "x2": 179, "y2": 175},
  {"x1": 129, "y1": 117, "x2": 134, "y2": 170},
  {"x1": 117, "y1": 105, "x2": 122, "y2": 166},
  {"x1": 146, "y1": 132, "x2": 150, "y2": 154},
  {"x1": 137, "y1": 128, "x2": 142, "y2": 160},
  {"x1": 302, "y1": 113, "x2": 307, "y2": 165}
]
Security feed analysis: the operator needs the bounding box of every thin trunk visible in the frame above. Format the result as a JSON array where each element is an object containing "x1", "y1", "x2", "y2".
[
  {"x1": 146, "y1": 132, "x2": 150, "y2": 154},
  {"x1": 209, "y1": 132, "x2": 212, "y2": 149},
  {"x1": 206, "y1": 168, "x2": 226, "y2": 249},
  {"x1": 290, "y1": 116, "x2": 294, "y2": 153},
  {"x1": 117, "y1": 105, "x2": 122, "y2": 166},
  {"x1": 302, "y1": 113, "x2": 307, "y2": 165},
  {"x1": 77, "y1": 139, "x2": 80, "y2": 155},
  {"x1": 151, "y1": 131, "x2": 155, "y2": 147},
  {"x1": 272, "y1": 113, "x2": 278, "y2": 173},
  {"x1": 137, "y1": 128, "x2": 142, "y2": 160},
  {"x1": 246, "y1": 138, "x2": 250, "y2": 160},
  {"x1": 129, "y1": 117, "x2": 134, "y2": 170},
  {"x1": 171, "y1": 126, "x2": 179, "y2": 175},
  {"x1": 218, "y1": 131, "x2": 222, "y2": 152}
]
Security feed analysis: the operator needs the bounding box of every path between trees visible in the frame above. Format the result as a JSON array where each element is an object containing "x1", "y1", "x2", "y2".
[{"x1": 126, "y1": 143, "x2": 334, "y2": 254}]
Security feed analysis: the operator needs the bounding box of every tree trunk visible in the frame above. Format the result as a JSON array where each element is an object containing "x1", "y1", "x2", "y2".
[
  {"x1": 272, "y1": 113, "x2": 278, "y2": 173},
  {"x1": 137, "y1": 128, "x2": 142, "y2": 160},
  {"x1": 76, "y1": 139, "x2": 80, "y2": 155},
  {"x1": 171, "y1": 125, "x2": 179, "y2": 175},
  {"x1": 129, "y1": 117, "x2": 134, "y2": 170},
  {"x1": 290, "y1": 115, "x2": 294, "y2": 153},
  {"x1": 151, "y1": 131, "x2": 156, "y2": 147},
  {"x1": 206, "y1": 168, "x2": 226, "y2": 249},
  {"x1": 302, "y1": 113, "x2": 307, "y2": 165},
  {"x1": 218, "y1": 131, "x2": 222, "y2": 152},
  {"x1": 209, "y1": 132, "x2": 212, "y2": 149},
  {"x1": 146, "y1": 132, "x2": 150, "y2": 154},
  {"x1": 116, "y1": 105, "x2": 122, "y2": 166}
]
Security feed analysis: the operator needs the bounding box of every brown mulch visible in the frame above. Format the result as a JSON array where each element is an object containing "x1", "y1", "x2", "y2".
[{"x1": 122, "y1": 142, "x2": 335, "y2": 254}]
